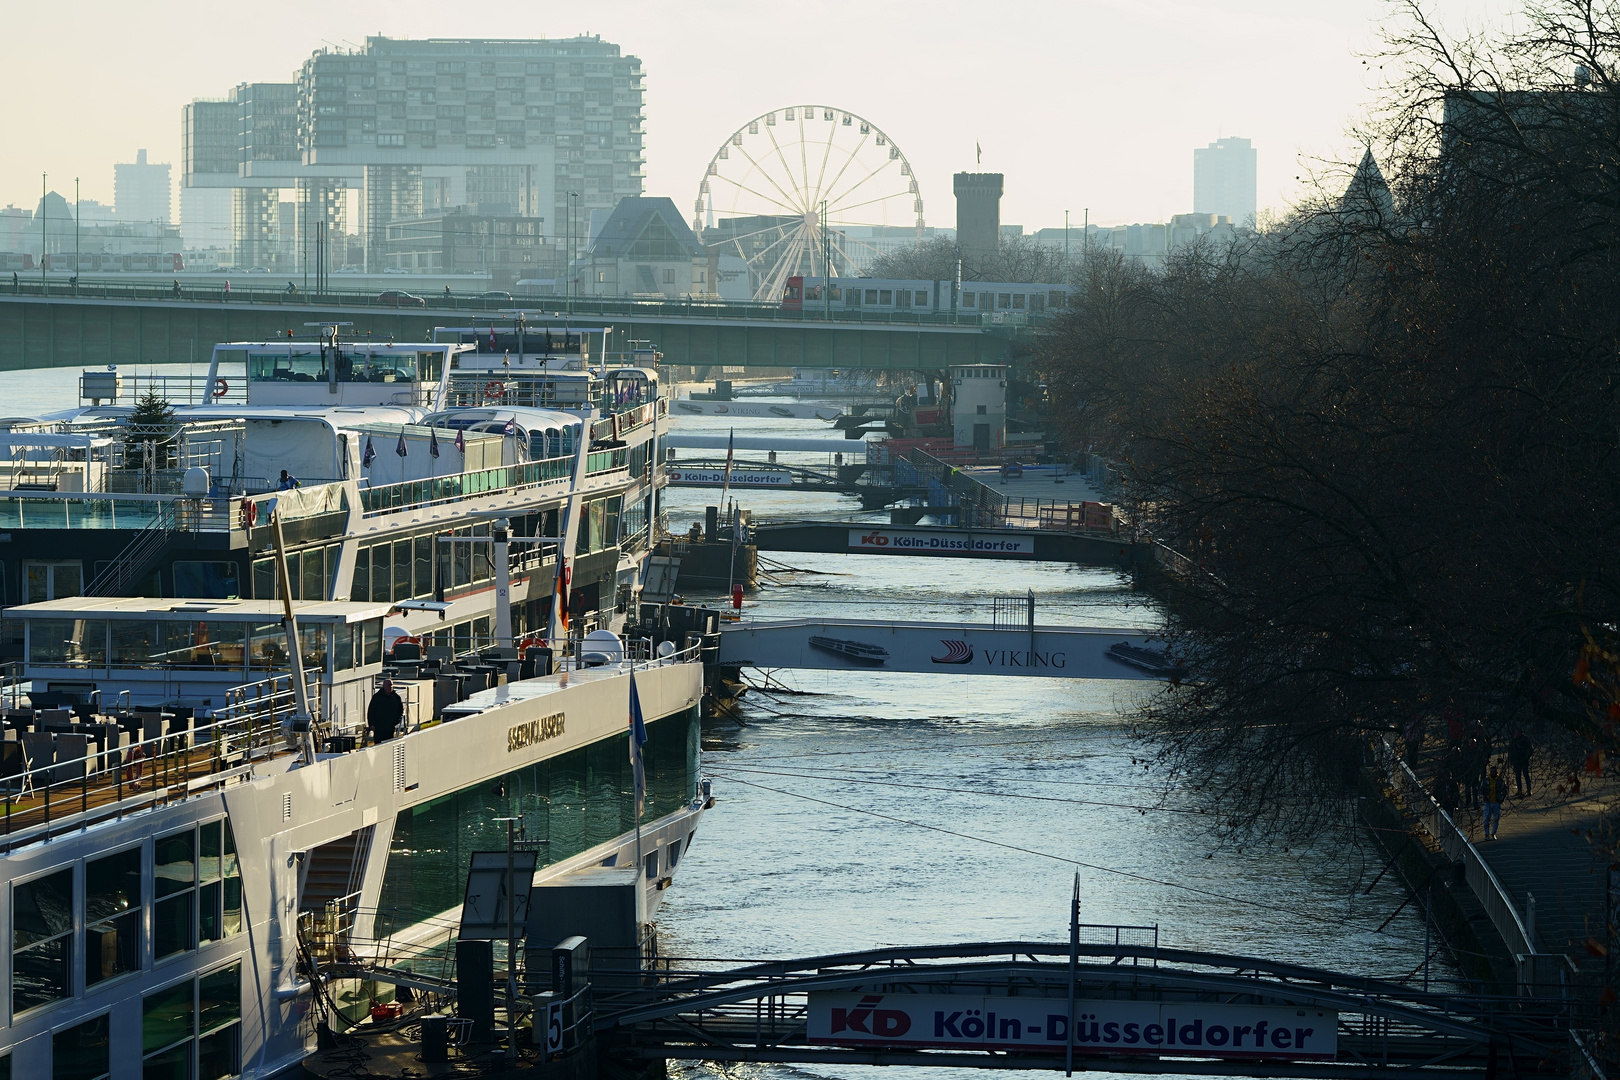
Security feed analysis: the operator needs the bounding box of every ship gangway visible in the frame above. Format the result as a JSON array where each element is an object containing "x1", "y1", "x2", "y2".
[{"x1": 593, "y1": 935, "x2": 1586, "y2": 1078}]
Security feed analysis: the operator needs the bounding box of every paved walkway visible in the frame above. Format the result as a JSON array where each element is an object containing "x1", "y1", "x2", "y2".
[{"x1": 1443, "y1": 763, "x2": 1615, "y2": 967}]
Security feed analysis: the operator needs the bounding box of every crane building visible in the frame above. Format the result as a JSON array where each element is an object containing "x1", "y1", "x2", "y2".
[{"x1": 180, "y1": 36, "x2": 644, "y2": 276}]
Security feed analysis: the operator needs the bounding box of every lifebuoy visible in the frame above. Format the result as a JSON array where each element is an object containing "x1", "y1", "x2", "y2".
[
  {"x1": 483, "y1": 381, "x2": 506, "y2": 400},
  {"x1": 214, "y1": 377, "x2": 229, "y2": 398},
  {"x1": 238, "y1": 497, "x2": 257, "y2": 530}
]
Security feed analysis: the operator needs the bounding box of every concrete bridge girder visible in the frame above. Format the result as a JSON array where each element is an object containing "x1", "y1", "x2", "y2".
[{"x1": 0, "y1": 296, "x2": 1010, "y2": 372}]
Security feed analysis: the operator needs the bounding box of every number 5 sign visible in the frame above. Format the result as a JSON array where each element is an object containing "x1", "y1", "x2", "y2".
[{"x1": 546, "y1": 1001, "x2": 564, "y2": 1055}]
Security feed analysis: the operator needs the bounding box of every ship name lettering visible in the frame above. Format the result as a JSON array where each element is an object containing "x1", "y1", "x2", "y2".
[{"x1": 508, "y1": 712, "x2": 566, "y2": 752}]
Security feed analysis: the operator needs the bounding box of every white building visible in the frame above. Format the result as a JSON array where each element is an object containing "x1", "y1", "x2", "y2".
[
  {"x1": 951, "y1": 363, "x2": 1006, "y2": 452},
  {"x1": 1193, "y1": 137, "x2": 1257, "y2": 226}
]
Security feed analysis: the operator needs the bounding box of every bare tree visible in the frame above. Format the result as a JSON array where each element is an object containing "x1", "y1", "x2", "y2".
[{"x1": 1039, "y1": 0, "x2": 1620, "y2": 843}]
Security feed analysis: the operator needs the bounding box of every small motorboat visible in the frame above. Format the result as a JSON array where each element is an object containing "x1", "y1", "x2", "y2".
[
  {"x1": 809, "y1": 635, "x2": 890, "y2": 665},
  {"x1": 1106, "y1": 641, "x2": 1177, "y2": 675}
]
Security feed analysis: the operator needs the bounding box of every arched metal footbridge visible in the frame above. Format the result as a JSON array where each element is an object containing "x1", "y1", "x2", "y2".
[{"x1": 593, "y1": 937, "x2": 1584, "y2": 1078}]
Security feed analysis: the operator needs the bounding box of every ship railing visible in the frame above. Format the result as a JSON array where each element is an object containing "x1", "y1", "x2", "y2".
[
  {"x1": 78, "y1": 372, "x2": 251, "y2": 408},
  {"x1": 359, "y1": 454, "x2": 574, "y2": 518},
  {"x1": 0, "y1": 490, "x2": 236, "y2": 532},
  {"x1": 0, "y1": 672, "x2": 316, "y2": 849}
]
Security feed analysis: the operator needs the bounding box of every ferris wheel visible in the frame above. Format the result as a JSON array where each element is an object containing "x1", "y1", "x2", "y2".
[{"x1": 695, "y1": 106, "x2": 924, "y2": 302}]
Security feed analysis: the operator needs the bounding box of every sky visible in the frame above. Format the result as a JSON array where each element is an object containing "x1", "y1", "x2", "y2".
[{"x1": 0, "y1": 0, "x2": 1508, "y2": 230}]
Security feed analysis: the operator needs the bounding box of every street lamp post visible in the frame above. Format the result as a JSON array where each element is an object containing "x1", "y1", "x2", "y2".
[
  {"x1": 565, "y1": 191, "x2": 580, "y2": 315},
  {"x1": 40, "y1": 173, "x2": 46, "y2": 292},
  {"x1": 75, "y1": 178, "x2": 80, "y2": 295}
]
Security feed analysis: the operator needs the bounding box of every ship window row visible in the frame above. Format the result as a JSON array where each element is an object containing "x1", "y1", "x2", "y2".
[
  {"x1": 142, "y1": 961, "x2": 242, "y2": 1080},
  {"x1": 250, "y1": 540, "x2": 344, "y2": 602},
  {"x1": 377, "y1": 705, "x2": 700, "y2": 926},
  {"x1": 11, "y1": 818, "x2": 241, "y2": 1020},
  {"x1": 24, "y1": 618, "x2": 371, "y2": 675},
  {"x1": 37, "y1": 960, "x2": 240, "y2": 1080}
]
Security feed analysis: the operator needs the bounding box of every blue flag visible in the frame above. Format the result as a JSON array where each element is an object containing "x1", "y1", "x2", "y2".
[
  {"x1": 429, "y1": 427, "x2": 440, "y2": 458},
  {"x1": 628, "y1": 670, "x2": 647, "y2": 819},
  {"x1": 362, "y1": 435, "x2": 376, "y2": 468},
  {"x1": 503, "y1": 415, "x2": 517, "y2": 436},
  {"x1": 395, "y1": 429, "x2": 408, "y2": 457}
]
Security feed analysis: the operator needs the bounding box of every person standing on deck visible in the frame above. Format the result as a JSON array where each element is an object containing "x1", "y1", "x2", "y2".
[{"x1": 367, "y1": 679, "x2": 404, "y2": 744}]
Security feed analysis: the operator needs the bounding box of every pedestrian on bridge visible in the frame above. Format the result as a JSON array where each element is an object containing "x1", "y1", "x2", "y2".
[
  {"x1": 1403, "y1": 717, "x2": 1423, "y2": 767},
  {"x1": 1482, "y1": 765, "x2": 1508, "y2": 840},
  {"x1": 1509, "y1": 730, "x2": 1533, "y2": 796}
]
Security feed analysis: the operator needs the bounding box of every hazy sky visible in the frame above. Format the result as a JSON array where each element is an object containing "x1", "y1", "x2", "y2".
[{"x1": 2, "y1": 0, "x2": 1506, "y2": 229}]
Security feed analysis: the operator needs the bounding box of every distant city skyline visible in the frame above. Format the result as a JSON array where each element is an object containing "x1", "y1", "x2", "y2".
[{"x1": 0, "y1": 0, "x2": 1513, "y2": 232}]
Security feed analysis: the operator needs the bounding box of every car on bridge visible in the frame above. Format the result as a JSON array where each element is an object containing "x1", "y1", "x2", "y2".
[
  {"x1": 477, "y1": 291, "x2": 514, "y2": 302},
  {"x1": 377, "y1": 290, "x2": 426, "y2": 307}
]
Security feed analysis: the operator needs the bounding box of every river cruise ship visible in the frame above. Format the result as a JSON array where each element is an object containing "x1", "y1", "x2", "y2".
[
  {"x1": 0, "y1": 592, "x2": 707, "y2": 1078},
  {"x1": 0, "y1": 323, "x2": 665, "y2": 677}
]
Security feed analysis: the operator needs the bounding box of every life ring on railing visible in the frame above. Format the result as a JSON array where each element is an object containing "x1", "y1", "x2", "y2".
[
  {"x1": 483, "y1": 381, "x2": 506, "y2": 400},
  {"x1": 238, "y1": 497, "x2": 257, "y2": 530},
  {"x1": 214, "y1": 377, "x2": 229, "y2": 398}
]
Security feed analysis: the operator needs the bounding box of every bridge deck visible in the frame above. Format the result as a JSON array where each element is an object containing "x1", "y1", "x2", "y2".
[
  {"x1": 0, "y1": 290, "x2": 1008, "y2": 370},
  {"x1": 752, "y1": 519, "x2": 1149, "y2": 567}
]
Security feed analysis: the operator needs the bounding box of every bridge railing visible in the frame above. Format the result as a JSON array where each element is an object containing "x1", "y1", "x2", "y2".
[{"x1": 1378, "y1": 738, "x2": 1578, "y2": 995}]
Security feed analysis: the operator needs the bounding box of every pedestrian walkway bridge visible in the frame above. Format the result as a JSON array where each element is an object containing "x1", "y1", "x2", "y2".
[
  {"x1": 753, "y1": 519, "x2": 1151, "y2": 568},
  {"x1": 717, "y1": 616, "x2": 1168, "y2": 680},
  {"x1": 593, "y1": 938, "x2": 1583, "y2": 1077}
]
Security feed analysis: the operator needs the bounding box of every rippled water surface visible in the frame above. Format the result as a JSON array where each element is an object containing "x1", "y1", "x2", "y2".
[{"x1": 651, "y1": 399, "x2": 1455, "y2": 1079}]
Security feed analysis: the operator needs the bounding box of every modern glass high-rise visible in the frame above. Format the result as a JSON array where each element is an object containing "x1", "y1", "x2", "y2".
[
  {"x1": 183, "y1": 35, "x2": 645, "y2": 274},
  {"x1": 1193, "y1": 137, "x2": 1257, "y2": 226}
]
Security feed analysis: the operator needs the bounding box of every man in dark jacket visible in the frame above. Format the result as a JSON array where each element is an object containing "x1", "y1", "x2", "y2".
[
  {"x1": 367, "y1": 679, "x2": 404, "y2": 744},
  {"x1": 1508, "y1": 730, "x2": 1533, "y2": 796}
]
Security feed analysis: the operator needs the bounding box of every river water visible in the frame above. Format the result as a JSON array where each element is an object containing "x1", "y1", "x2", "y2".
[
  {"x1": 652, "y1": 395, "x2": 1456, "y2": 1079},
  {"x1": 0, "y1": 368, "x2": 1453, "y2": 1077}
]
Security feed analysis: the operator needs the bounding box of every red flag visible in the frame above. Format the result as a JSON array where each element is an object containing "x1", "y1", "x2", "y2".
[{"x1": 556, "y1": 561, "x2": 571, "y2": 633}]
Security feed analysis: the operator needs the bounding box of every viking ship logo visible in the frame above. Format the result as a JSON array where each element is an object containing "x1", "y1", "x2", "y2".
[{"x1": 931, "y1": 640, "x2": 973, "y2": 665}]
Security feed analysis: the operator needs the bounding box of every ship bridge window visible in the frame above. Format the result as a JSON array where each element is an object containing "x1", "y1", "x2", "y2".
[
  {"x1": 155, "y1": 818, "x2": 242, "y2": 960},
  {"x1": 12, "y1": 867, "x2": 73, "y2": 1014},
  {"x1": 85, "y1": 846, "x2": 141, "y2": 987},
  {"x1": 24, "y1": 561, "x2": 81, "y2": 605},
  {"x1": 28, "y1": 618, "x2": 108, "y2": 668},
  {"x1": 54, "y1": 1013, "x2": 109, "y2": 1080},
  {"x1": 143, "y1": 961, "x2": 242, "y2": 1080}
]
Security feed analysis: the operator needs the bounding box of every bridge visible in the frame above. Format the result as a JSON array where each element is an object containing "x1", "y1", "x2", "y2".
[
  {"x1": 0, "y1": 282, "x2": 1009, "y2": 371},
  {"x1": 717, "y1": 616, "x2": 1167, "y2": 679},
  {"x1": 593, "y1": 937, "x2": 1581, "y2": 1077},
  {"x1": 753, "y1": 520, "x2": 1151, "y2": 568}
]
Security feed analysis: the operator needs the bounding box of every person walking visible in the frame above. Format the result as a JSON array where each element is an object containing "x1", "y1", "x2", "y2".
[
  {"x1": 1403, "y1": 717, "x2": 1423, "y2": 767},
  {"x1": 1482, "y1": 764, "x2": 1509, "y2": 840},
  {"x1": 367, "y1": 679, "x2": 404, "y2": 745},
  {"x1": 1509, "y1": 730, "x2": 1533, "y2": 796}
]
